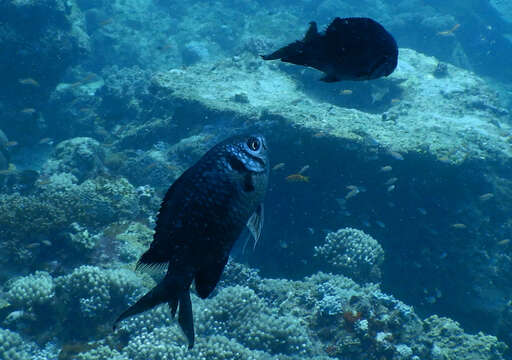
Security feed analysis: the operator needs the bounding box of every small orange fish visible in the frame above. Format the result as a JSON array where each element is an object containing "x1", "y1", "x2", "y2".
[
  {"x1": 18, "y1": 78, "x2": 40, "y2": 87},
  {"x1": 451, "y1": 223, "x2": 467, "y2": 229},
  {"x1": 272, "y1": 163, "x2": 285, "y2": 171},
  {"x1": 340, "y1": 89, "x2": 353, "y2": 95},
  {"x1": 437, "y1": 23, "x2": 460, "y2": 36},
  {"x1": 21, "y1": 108, "x2": 36, "y2": 114},
  {"x1": 285, "y1": 174, "x2": 309, "y2": 183}
]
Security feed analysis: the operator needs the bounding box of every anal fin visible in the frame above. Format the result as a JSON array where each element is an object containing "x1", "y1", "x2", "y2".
[{"x1": 195, "y1": 256, "x2": 229, "y2": 299}]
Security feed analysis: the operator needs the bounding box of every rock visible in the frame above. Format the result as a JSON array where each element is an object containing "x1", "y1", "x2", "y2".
[{"x1": 45, "y1": 137, "x2": 106, "y2": 182}]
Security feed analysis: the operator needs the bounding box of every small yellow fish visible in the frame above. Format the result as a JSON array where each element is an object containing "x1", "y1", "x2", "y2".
[
  {"x1": 437, "y1": 23, "x2": 460, "y2": 36},
  {"x1": 0, "y1": 163, "x2": 17, "y2": 175},
  {"x1": 69, "y1": 81, "x2": 83, "y2": 88},
  {"x1": 18, "y1": 78, "x2": 40, "y2": 87},
  {"x1": 389, "y1": 151, "x2": 404, "y2": 161},
  {"x1": 144, "y1": 162, "x2": 158, "y2": 171},
  {"x1": 285, "y1": 174, "x2": 309, "y2": 183},
  {"x1": 38, "y1": 137, "x2": 53, "y2": 145},
  {"x1": 3, "y1": 141, "x2": 18, "y2": 147},
  {"x1": 298, "y1": 165, "x2": 310, "y2": 174},
  {"x1": 451, "y1": 223, "x2": 467, "y2": 229},
  {"x1": 479, "y1": 193, "x2": 494, "y2": 202},
  {"x1": 340, "y1": 89, "x2": 353, "y2": 95},
  {"x1": 312, "y1": 131, "x2": 328, "y2": 138},
  {"x1": 345, "y1": 188, "x2": 359, "y2": 200},
  {"x1": 21, "y1": 108, "x2": 36, "y2": 114},
  {"x1": 81, "y1": 73, "x2": 99, "y2": 84},
  {"x1": 272, "y1": 163, "x2": 285, "y2": 171},
  {"x1": 385, "y1": 177, "x2": 398, "y2": 185},
  {"x1": 380, "y1": 165, "x2": 392, "y2": 172},
  {"x1": 98, "y1": 18, "x2": 113, "y2": 27},
  {"x1": 497, "y1": 239, "x2": 510, "y2": 246}
]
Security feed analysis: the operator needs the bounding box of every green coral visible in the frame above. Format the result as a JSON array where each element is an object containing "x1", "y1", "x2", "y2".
[
  {"x1": 0, "y1": 173, "x2": 140, "y2": 266},
  {"x1": 6, "y1": 271, "x2": 55, "y2": 309},
  {"x1": 314, "y1": 228, "x2": 385, "y2": 282},
  {"x1": 423, "y1": 315, "x2": 508, "y2": 360},
  {"x1": 53, "y1": 265, "x2": 142, "y2": 338},
  {"x1": 199, "y1": 285, "x2": 312, "y2": 356},
  {"x1": 0, "y1": 329, "x2": 35, "y2": 360}
]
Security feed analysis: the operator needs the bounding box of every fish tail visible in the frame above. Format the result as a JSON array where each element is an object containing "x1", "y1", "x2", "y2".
[{"x1": 113, "y1": 275, "x2": 195, "y2": 348}]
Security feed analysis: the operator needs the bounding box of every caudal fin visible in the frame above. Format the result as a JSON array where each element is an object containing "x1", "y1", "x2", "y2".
[{"x1": 113, "y1": 275, "x2": 195, "y2": 348}]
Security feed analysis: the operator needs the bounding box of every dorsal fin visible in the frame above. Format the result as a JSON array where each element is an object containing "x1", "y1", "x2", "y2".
[
  {"x1": 326, "y1": 17, "x2": 345, "y2": 34},
  {"x1": 304, "y1": 21, "x2": 318, "y2": 42}
]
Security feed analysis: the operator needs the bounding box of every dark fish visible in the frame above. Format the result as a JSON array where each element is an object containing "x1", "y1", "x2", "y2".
[
  {"x1": 261, "y1": 17, "x2": 398, "y2": 82},
  {"x1": 113, "y1": 134, "x2": 269, "y2": 348}
]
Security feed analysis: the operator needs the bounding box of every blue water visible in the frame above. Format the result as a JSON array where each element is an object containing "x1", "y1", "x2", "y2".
[{"x1": 0, "y1": 0, "x2": 511, "y2": 359}]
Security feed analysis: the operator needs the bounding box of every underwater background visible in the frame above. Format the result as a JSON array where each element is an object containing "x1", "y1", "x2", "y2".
[{"x1": 1, "y1": 0, "x2": 512, "y2": 359}]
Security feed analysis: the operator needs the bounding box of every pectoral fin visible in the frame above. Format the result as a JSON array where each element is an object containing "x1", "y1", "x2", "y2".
[{"x1": 246, "y1": 203, "x2": 264, "y2": 250}]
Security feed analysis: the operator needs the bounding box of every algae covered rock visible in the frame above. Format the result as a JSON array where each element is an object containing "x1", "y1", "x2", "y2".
[{"x1": 47, "y1": 137, "x2": 106, "y2": 182}]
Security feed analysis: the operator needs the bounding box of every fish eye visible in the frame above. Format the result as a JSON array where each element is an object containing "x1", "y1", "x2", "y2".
[{"x1": 247, "y1": 137, "x2": 261, "y2": 151}]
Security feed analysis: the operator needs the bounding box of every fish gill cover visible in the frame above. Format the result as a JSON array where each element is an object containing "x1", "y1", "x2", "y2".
[{"x1": 0, "y1": 0, "x2": 511, "y2": 359}]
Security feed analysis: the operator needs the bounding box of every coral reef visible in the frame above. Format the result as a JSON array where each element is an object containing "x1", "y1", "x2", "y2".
[
  {"x1": 314, "y1": 228, "x2": 384, "y2": 282},
  {"x1": 1, "y1": 262, "x2": 508, "y2": 359},
  {"x1": 0, "y1": 172, "x2": 140, "y2": 269}
]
